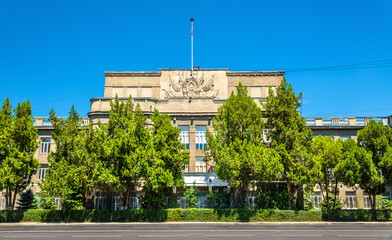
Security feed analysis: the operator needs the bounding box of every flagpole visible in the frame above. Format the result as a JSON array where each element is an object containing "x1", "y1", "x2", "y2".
[{"x1": 190, "y1": 17, "x2": 194, "y2": 76}]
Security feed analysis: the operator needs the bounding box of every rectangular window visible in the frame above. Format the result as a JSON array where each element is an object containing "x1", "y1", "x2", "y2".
[
  {"x1": 112, "y1": 194, "x2": 120, "y2": 210},
  {"x1": 184, "y1": 164, "x2": 189, "y2": 173},
  {"x1": 37, "y1": 168, "x2": 48, "y2": 180},
  {"x1": 54, "y1": 198, "x2": 61, "y2": 210},
  {"x1": 248, "y1": 196, "x2": 256, "y2": 209},
  {"x1": 178, "y1": 126, "x2": 190, "y2": 150},
  {"x1": 263, "y1": 129, "x2": 272, "y2": 143},
  {"x1": 40, "y1": 137, "x2": 51, "y2": 154},
  {"x1": 129, "y1": 196, "x2": 140, "y2": 209},
  {"x1": 1, "y1": 194, "x2": 5, "y2": 210},
  {"x1": 363, "y1": 194, "x2": 371, "y2": 209},
  {"x1": 177, "y1": 196, "x2": 188, "y2": 208},
  {"x1": 312, "y1": 192, "x2": 322, "y2": 209},
  {"x1": 346, "y1": 192, "x2": 357, "y2": 209},
  {"x1": 197, "y1": 197, "x2": 207, "y2": 209},
  {"x1": 94, "y1": 192, "x2": 107, "y2": 210},
  {"x1": 195, "y1": 126, "x2": 207, "y2": 150},
  {"x1": 195, "y1": 156, "x2": 207, "y2": 172}
]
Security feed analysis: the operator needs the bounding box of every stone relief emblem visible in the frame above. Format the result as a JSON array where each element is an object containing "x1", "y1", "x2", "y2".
[{"x1": 163, "y1": 71, "x2": 219, "y2": 98}]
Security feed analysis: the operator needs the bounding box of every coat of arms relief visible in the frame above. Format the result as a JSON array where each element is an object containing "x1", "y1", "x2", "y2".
[{"x1": 163, "y1": 71, "x2": 219, "y2": 98}]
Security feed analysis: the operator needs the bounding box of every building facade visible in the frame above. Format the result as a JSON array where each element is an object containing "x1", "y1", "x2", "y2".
[{"x1": 1, "y1": 68, "x2": 391, "y2": 210}]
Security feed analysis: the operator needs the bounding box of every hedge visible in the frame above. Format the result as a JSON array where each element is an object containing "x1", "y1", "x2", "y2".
[
  {"x1": 0, "y1": 209, "x2": 322, "y2": 222},
  {"x1": 324, "y1": 209, "x2": 392, "y2": 221}
]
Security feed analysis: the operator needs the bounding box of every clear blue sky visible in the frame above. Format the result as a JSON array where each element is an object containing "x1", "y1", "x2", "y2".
[{"x1": 1, "y1": 0, "x2": 391, "y2": 117}]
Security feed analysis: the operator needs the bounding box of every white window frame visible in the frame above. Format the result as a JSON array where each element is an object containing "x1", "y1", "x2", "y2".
[
  {"x1": 263, "y1": 129, "x2": 272, "y2": 143},
  {"x1": 195, "y1": 157, "x2": 207, "y2": 172},
  {"x1": 346, "y1": 192, "x2": 357, "y2": 209},
  {"x1": 179, "y1": 127, "x2": 190, "y2": 150},
  {"x1": 195, "y1": 127, "x2": 207, "y2": 150},
  {"x1": 37, "y1": 168, "x2": 48, "y2": 180},
  {"x1": 129, "y1": 196, "x2": 140, "y2": 209},
  {"x1": 363, "y1": 195, "x2": 371, "y2": 209},
  {"x1": 312, "y1": 192, "x2": 322, "y2": 209},
  {"x1": 94, "y1": 192, "x2": 107, "y2": 210},
  {"x1": 248, "y1": 196, "x2": 255, "y2": 209},
  {"x1": 184, "y1": 164, "x2": 189, "y2": 173},
  {"x1": 40, "y1": 138, "x2": 51, "y2": 154},
  {"x1": 54, "y1": 198, "x2": 61, "y2": 210},
  {"x1": 1, "y1": 194, "x2": 5, "y2": 210}
]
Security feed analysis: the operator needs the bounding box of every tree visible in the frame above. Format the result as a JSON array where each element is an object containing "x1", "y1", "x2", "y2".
[
  {"x1": 40, "y1": 106, "x2": 114, "y2": 209},
  {"x1": 206, "y1": 83, "x2": 283, "y2": 207},
  {"x1": 17, "y1": 189, "x2": 38, "y2": 209},
  {"x1": 263, "y1": 77, "x2": 313, "y2": 209},
  {"x1": 311, "y1": 136, "x2": 343, "y2": 210},
  {"x1": 183, "y1": 183, "x2": 200, "y2": 208},
  {"x1": 140, "y1": 109, "x2": 190, "y2": 209},
  {"x1": 0, "y1": 98, "x2": 40, "y2": 209},
  {"x1": 105, "y1": 95, "x2": 148, "y2": 209},
  {"x1": 335, "y1": 139, "x2": 381, "y2": 209}
]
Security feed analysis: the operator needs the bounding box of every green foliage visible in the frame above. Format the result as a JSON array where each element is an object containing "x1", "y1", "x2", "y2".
[
  {"x1": 0, "y1": 209, "x2": 322, "y2": 222},
  {"x1": 206, "y1": 83, "x2": 283, "y2": 207},
  {"x1": 324, "y1": 209, "x2": 392, "y2": 221},
  {"x1": 40, "y1": 106, "x2": 115, "y2": 209},
  {"x1": 106, "y1": 95, "x2": 149, "y2": 208},
  {"x1": 254, "y1": 190, "x2": 289, "y2": 210},
  {"x1": 319, "y1": 193, "x2": 342, "y2": 211},
  {"x1": 0, "y1": 98, "x2": 40, "y2": 209},
  {"x1": 263, "y1": 77, "x2": 313, "y2": 208},
  {"x1": 207, "y1": 190, "x2": 231, "y2": 208},
  {"x1": 17, "y1": 189, "x2": 37, "y2": 209},
  {"x1": 311, "y1": 136, "x2": 343, "y2": 210},
  {"x1": 376, "y1": 196, "x2": 392, "y2": 210},
  {"x1": 140, "y1": 109, "x2": 189, "y2": 209},
  {"x1": 183, "y1": 184, "x2": 200, "y2": 208}
]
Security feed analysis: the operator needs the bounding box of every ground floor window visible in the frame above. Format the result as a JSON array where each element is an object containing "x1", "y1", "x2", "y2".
[
  {"x1": 363, "y1": 195, "x2": 371, "y2": 209},
  {"x1": 54, "y1": 198, "x2": 61, "y2": 210},
  {"x1": 346, "y1": 192, "x2": 357, "y2": 209},
  {"x1": 312, "y1": 192, "x2": 322, "y2": 209},
  {"x1": 1, "y1": 194, "x2": 5, "y2": 210},
  {"x1": 94, "y1": 192, "x2": 107, "y2": 209}
]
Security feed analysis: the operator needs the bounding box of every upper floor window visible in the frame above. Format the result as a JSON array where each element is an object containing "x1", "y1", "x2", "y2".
[
  {"x1": 178, "y1": 126, "x2": 190, "y2": 150},
  {"x1": 263, "y1": 129, "x2": 272, "y2": 143},
  {"x1": 37, "y1": 168, "x2": 48, "y2": 180},
  {"x1": 195, "y1": 156, "x2": 207, "y2": 172},
  {"x1": 195, "y1": 126, "x2": 207, "y2": 150},
  {"x1": 40, "y1": 137, "x2": 51, "y2": 154}
]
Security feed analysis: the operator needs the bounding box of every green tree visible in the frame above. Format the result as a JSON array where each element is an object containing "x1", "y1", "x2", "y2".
[
  {"x1": 206, "y1": 83, "x2": 283, "y2": 207},
  {"x1": 41, "y1": 106, "x2": 114, "y2": 209},
  {"x1": 140, "y1": 109, "x2": 189, "y2": 209},
  {"x1": 0, "y1": 98, "x2": 40, "y2": 209},
  {"x1": 263, "y1": 77, "x2": 313, "y2": 209},
  {"x1": 335, "y1": 122, "x2": 392, "y2": 210},
  {"x1": 183, "y1": 183, "x2": 200, "y2": 208},
  {"x1": 311, "y1": 136, "x2": 343, "y2": 210},
  {"x1": 105, "y1": 95, "x2": 148, "y2": 209},
  {"x1": 17, "y1": 189, "x2": 37, "y2": 209}
]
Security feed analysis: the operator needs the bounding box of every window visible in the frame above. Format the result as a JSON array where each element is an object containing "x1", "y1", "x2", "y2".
[
  {"x1": 54, "y1": 198, "x2": 61, "y2": 210},
  {"x1": 263, "y1": 129, "x2": 272, "y2": 143},
  {"x1": 177, "y1": 196, "x2": 188, "y2": 208},
  {"x1": 40, "y1": 137, "x2": 51, "y2": 154},
  {"x1": 1, "y1": 194, "x2": 5, "y2": 210},
  {"x1": 37, "y1": 168, "x2": 48, "y2": 180},
  {"x1": 23, "y1": 172, "x2": 29, "y2": 181},
  {"x1": 184, "y1": 164, "x2": 189, "y2": 173},
  {"x1": 112, "y1": 194, "x2": 120, "y2": 210},
  {"x1": 248, "y1": 196, "x2": 255, "y2": 209},
  {"x1": 129, "y1": 196, "x2": 140, "y2": 209},
  {"x1": 94, "y1": 192, "x2": 107, "y2": 209},
  {"x1": 195, "y1": 126, "x2": 207, "y2": 150},
  {"x1": 346, "y1": 192, "x2": 357, "y2": 209},
  {"x1": 363, "y1": 194, "x2": 371, "y2": 209},
  {"x1": 312, "y1": 192, "x2": 322, "y2": 209},
  {"x1": 339, "y1": 137, "x2": 349, "y2": 141},
  {"x1": 178, "y1": 126, "x2": 190, "y2": 149},
  {"x1": 195, "y1": 157, "x2": 207, "y2": 172},
  {"x1": 197, "y1": 197, "x2": 207, "y2": 209}
]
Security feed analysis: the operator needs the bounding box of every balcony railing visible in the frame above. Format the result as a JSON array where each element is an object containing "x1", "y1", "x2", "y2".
[
  {"x1": 305, "y1": 117, "x2": 390, "y2": 127},
  {"x1": 34, "y1": 117, "x2": 90, "y2": 127}
]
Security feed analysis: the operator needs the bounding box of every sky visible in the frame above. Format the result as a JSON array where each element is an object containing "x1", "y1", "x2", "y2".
[{"x1": 1, "y1": 0, "x2": 391, "y2": 118}]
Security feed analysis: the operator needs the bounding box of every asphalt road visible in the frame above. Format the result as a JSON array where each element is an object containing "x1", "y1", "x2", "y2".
[{"x1": 0, "y1": 222, "x2": 391, "y2": 240}]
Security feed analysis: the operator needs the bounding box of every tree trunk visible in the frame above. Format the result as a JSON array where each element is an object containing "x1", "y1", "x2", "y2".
[
  {"x1": 12, "y1": 189, "x2": 17, "y2": 209},
  {"x1": 6, "y1": 187, "x2": 10, "y2": 209},
  {"x1": 243, "y1": 183, "x2": 249, "y2": 208},
  {"x1": 125, "y1": 188, "x2": 130, "y2": 210}
]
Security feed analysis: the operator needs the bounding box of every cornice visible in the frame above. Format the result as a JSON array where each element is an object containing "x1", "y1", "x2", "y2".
[
  {"x1": 226, "y1": 71, "x2": 285, "y2": 77},
  {"x1": 104, "y1": 72, "x2": 162, "y2": 77}
]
